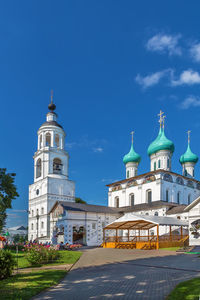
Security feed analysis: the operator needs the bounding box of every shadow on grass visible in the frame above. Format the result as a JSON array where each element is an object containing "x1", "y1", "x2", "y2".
[{"x1": 0, "y1": 270, "x2": 67, "y2": 300}]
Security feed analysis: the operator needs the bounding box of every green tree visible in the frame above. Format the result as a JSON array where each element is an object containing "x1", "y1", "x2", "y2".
[
  {"x1": 0, "y1": 168, "x2": 19, "y2": 232},
  {"x1": 75, "y1": 197, "x2": 86, "y2": 204}
]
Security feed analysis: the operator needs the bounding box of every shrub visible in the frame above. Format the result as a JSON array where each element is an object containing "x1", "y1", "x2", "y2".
[
  {"x1": 4, "y1": 244, "x2": 25, "y2": 251},
  {"x1": 25, "y1": 244, "x2": 60, "y2": 266},
  {"x1": 0, "y1": 250, "x2": 16, "y2": 279}
]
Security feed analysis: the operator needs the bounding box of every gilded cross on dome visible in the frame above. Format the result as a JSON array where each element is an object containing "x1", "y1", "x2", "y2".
[
  {"x1": 130, "y1": 131, "x2": 134, "y2": 144},
  {"x1": 187, "y1": 130, "x2": 191, "y2": 144},
  {"x1": 158, "y1": 110, "x2": 164, "y2": 128}
]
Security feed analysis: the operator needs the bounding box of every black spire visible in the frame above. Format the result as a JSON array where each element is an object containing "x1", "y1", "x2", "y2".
[{"x1": 48, "y1": 90, "x2": 56, "y2": 112}]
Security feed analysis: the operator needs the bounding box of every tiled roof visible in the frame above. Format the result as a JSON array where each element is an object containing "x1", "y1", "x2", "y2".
[
  {"x1": 117, "y1": 201, "x2": 176, "y2": 213},
  {"x1": 166, "y1": 205, "x2": 187, "y2": 215}
]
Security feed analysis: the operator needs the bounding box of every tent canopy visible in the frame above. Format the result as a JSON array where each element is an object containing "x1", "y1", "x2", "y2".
[{"x1": 105, "y1": 213, "x2": 188, "y2": 230}]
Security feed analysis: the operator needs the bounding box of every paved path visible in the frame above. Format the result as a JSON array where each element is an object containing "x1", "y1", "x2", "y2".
[{"x1": 33, "y1": 248, "x2": 200, "y2": 300}]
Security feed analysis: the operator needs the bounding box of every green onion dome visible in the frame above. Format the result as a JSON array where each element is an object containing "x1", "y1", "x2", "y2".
[
  {"x1": 123, "y1": 144, "x2": 141, "y2": 164},
  {"x1": 180, "y1": 144, "x2": 198, "y2": 164},
  {"x1": 147, "y1": 127, "x2": 175, "y2": 157}
]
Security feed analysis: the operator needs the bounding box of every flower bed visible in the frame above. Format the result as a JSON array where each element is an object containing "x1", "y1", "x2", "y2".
[{"x1": 24, "y1": 243, "x2": 60, "y2": 266}]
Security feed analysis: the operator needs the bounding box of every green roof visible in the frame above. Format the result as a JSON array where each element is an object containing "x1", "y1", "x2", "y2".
[
  {"x1": 147, "y1": 127, "x2": 174, "y2": 156},
  {"x1": 180, "y1": 144, "x2": 198, "y2": 164},
  {"x1": 123, "y1": 144, "x2": 141, "y2": 164}
]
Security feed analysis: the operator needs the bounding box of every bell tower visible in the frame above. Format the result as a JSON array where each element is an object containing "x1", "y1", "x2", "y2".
[{"x1": 28, "y1": 92, "x2": 75, "y2": 242}]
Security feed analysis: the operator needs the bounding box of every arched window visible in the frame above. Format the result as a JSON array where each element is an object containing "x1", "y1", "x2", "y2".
[
  {"x1": 45, "y1": 133, "x2": 51, "y2": 146},
  {"x1": 167, "y1": 158, "x2": 170, "y2": 169},
  {"x1": 154, "y1": 162, "x2": 156, "y2": 171},
  {"x1": 166, "y1": 190, "x2": 169, "y2": 202},
  {"x1": 36, "y1": 209, "x2": 39, "y2": 215},
  {"x1": 158, "y1": 160, "x2": 161, "y2": 169},
  {"x1": 177, "y1": 192, "x2": 180, "y2": 204},
  {"x1": 188, "y1": 194, "x2": 191, "y2": 205},
  {"x1": 32, "y1": 210, "x2": 34, "y2": 217},
  {"x1": 115, "y1": 197, "x2": 119, "y2": 208},
  {"x1": 41, "y1": 207, "x2": 44, "y2": 214},
  {"x1": 53, "y1": 158, "x2": 62, "y2": 174},
  {"x1": 146, "y1": 189, "x2": 152, "y2": 204},
  {"x1": 55, "y1": 134, "x2": 60, "y2": 147},
  {"x1": 184, "y1": 169, "x2": 188, "y2": 177},
  {"x1": 39, "y1": 135, "x2": 42, "y2": 149},
  {"x1": 41, "y1": 221, "x2": 44, "y2": 229},
  {"x1": 31, "y1": 223, "x2": 34, "y2": 230},
  {"x1": 154, "y1": 211, "x2": 158, "y2": 216},
  {"x1": 129, "y1": 194, "x2": 134, "y2": 206},
  {"x1": 127, "y1": 170, "x2": 130, "y2": 179},
  {"x1": 145, "y1": 212, "x2": 149, "y2": 216},
  {"x1": 36, "y1": 158, "x2": 41, "y2": 178}
]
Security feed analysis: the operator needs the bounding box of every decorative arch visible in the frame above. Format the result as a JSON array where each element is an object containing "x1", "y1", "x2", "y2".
[
  {"x1": 176, "y1": 177, "x2": 184, "y2": 185},
  {"x1": 53, "y1": 158, "x2": 62, "y2": 174},
  {"x1": 163, "y1": 173, "x2": 173, "y2": 182},
  {"x1": 127, "y1": 180, "x2": 137, "y2": 188},
  {"x1": 36, "y1": 158, "x2": 41, "y2": 178},
  {"x1": 144, "y1": 175, "x2": 156, "y2": 184}
]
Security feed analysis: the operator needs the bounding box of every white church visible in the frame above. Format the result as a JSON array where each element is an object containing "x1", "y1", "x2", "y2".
[{"x1": 28, "y1": 100, "x2": 200, "y2": 247}]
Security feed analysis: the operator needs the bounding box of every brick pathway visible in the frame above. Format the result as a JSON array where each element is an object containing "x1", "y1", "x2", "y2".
[{"x1": 33, "y1": 248, "x2": 200, "y2": 300}]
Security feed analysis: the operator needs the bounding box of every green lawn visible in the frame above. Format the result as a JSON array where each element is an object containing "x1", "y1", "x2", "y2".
[
  {"x1": 0, "y1": 270, "x2": 67, "y2": 300},
  {"x1": 13, "y1": 250, "x2": 82, "y2": 269},
  {"x1": 167, "y1": 277, "x2": 200, "y2": 300},
  {"x1": 160, "y1": 247, "x2": 180, "y2": 251}
]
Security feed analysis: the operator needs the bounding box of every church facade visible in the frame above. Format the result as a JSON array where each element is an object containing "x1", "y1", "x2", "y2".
[{"x1": 28, "y1": 103, "x2": 200, "y2": 246}]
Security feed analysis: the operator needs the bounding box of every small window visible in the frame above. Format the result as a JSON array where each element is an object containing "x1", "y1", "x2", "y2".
[
  {"x1": 154, "y1": 162, "x2": 156, "y2": 171},
  {"x1": 32, "y1": 210, "x2": 34, "y2": 217},
  {"x1": 36, "y1": 209, "x2": 39, "y2": 215},
  {"x1": 154, "y1": 211, "x2": 158, "y2": 216},
  {"x1": 146, "y1": 190, "x2": 152, "y2": 204},
  {"x1": 31, "y1": 223, "x2": 34, "y2": 230},
  {"x1": 130, "y1": 194, "x2": 134, "y2": 206},
  {"x1": 41, "y1": 207, "x2": 44, "y2": 214},
  {"x1": 177, "y1": 192, "x2": 180, "y2": 204},
  {"x1": 127, "y1": 170, "x2": 129, "y2": 178},
  {"x1": 92, "y1": 223, "x2": 96, "y2": 230},
  {"x1": 41, "y1": 221, "x2": 44, "y2": 229},
  {"x1": 166, "y1": 190, "x2": 169, "y2": 202},
  {"x1": 115, "y1": 197, "x2": 119, "y2": 208},
  {"x1": 158, "y1": 160, "x2": 161, "y2": 169},
  {"x1": 36, "y1": 159, "x2": 42, "y2": 178},
  {"x1": 184, "y1": 169, "x2": 188, "y2": 177},
  {"x1": 53, "y1": 158, "x2": 62, "y2": 174}
]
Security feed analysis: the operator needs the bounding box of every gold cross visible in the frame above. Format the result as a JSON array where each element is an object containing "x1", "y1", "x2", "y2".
[
  {"x1": 158, "y1": 110, "x2": 164, "y2": 127},
  {"x1": 187, "y1": 130, "x2": 191, "y2": 144},
  {"x1": 131, "y1": 131, "x2": 134, "y2": 144},
  {"x1": 162, "y1": 115, "x2": 166, "y2": 129},
  {"x1": 51, "y1": 90, "x2": 53, "y2": 104}
]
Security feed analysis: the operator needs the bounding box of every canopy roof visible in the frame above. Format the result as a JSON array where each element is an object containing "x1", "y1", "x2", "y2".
[{"x1": 105, "y1": 213, "x2": 188, "y2": 230}]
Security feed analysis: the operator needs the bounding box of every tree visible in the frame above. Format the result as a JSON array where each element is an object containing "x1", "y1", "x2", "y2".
[
  {"x1": 0, "y1": 168, "x2": 19, "y2": 233},
  {"x1": 75, "y1": 197, "x2": 86, "y2": 204}
]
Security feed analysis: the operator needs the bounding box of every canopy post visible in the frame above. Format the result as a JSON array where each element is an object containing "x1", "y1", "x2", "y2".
[
  {"x1": 170, "y1": 225, "x2": 172, "y2": 241},
  {"x1": 103, "y1": 228, "x2": 105, "y2": 245},
  {"x1": 181, "y1": 226, "x2": 183, "y2": 239},
  {"x1": 116, "y1": 229, "x2": 118, "y2": 243},
  {"x1": 128, "y1": 229, "x2": 130, "y2": 242},
  {"x1": 156, "y1": 224, "x2": 159, "y2": 250}
]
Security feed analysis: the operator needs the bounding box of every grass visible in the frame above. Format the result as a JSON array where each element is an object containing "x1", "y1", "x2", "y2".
[
  {"x1": 0, "y1": 270, "x2": 67, "y2": 300},
  {"x1": 13, "y1": 250, "x2": 82, "y2": 269},
  {"x1": 167, "y1": 277, "x2": 200, "y2": 300},
  {"x1": 160, "y1": 247, "x2": 180, "y2": 251}
]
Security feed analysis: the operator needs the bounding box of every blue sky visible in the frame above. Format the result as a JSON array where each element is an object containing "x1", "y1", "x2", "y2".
[{"x1": 3, "y1": 1, "x2": 200, "y2": 227}]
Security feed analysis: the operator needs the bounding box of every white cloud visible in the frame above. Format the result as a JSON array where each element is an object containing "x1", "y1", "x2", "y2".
[
  {"x1": 180, "y1": 95, "x2": 200, "y2": 109},
  {"x1": 146, "y1": 34, "x2": 182, "y2": 56},
  {"x1": 135, "y1": 69, "x2": 169, "y2": 89},
  {"x1": 190, "y1": 43, "x2": 200, "y2": 62},
  {"x1": 171, "y1": 69, "x2": 200, "y2": 86},
  {"x1": 93, "y1": 147, "x2": 103, "y2": 153}
]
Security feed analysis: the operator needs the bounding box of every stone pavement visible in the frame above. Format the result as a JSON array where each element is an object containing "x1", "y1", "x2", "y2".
[{"x1": 33, "y1": 248, "x2": 200, "y2": 300}]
